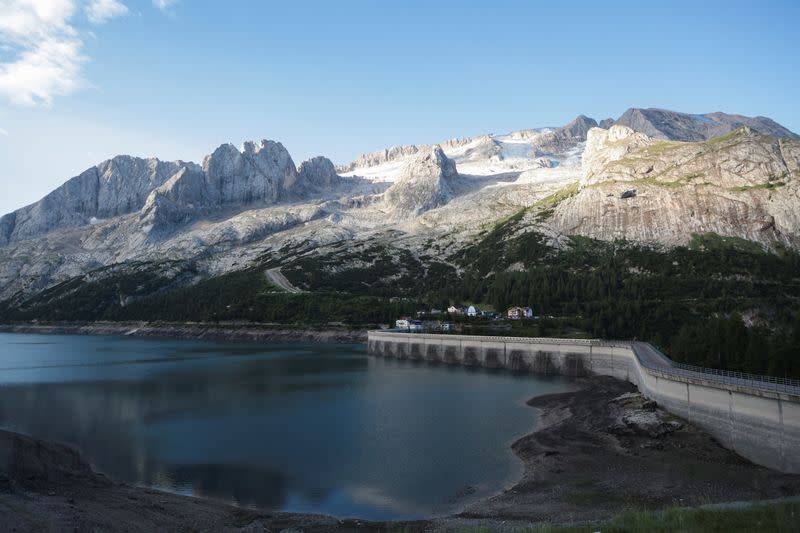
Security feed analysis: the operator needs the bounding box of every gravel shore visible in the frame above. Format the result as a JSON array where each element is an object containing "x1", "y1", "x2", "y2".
[{"x1": 0, "y1": 322, "x2": 367, "y2": 344}]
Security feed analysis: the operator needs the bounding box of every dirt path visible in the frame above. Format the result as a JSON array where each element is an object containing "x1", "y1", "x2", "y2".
[{"x1": 266, "y1": 267, "x2": 303, "y2": 293}]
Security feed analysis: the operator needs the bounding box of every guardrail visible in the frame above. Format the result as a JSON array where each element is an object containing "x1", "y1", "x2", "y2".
[
  {"x1": 634, "y1": 343, "x2": 800, "y2": 395},
  {"x1": 668, "y1": 361, "x2": 800, "y2": 394},
  {"x1": 370, "y1": 330, "x2": 800, "y2": 396}
]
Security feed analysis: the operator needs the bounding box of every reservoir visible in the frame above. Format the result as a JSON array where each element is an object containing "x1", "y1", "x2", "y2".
[{"x1": 0, "y1": 333, "x2": 573, "y2": 520}]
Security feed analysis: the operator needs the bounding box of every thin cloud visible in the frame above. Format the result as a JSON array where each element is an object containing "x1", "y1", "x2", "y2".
[
  {"x1": 0, "y1": 36, "x2": 86, "y2": 107},
  {"x1": 0, "y1": 0, "x2": 77, "y2": 43},
  {"x1": 152, "y1": 0, "x2": 177, "y2": 11},
  {"x1": 85, "y1": 0, "x2": 128, "y2": 25},
  {"x1": 0, "y1": 1, "x2": 104, "y2": 107},
  {"x1": 0, "y1": 127, "x2": 8, "y2": 136}
]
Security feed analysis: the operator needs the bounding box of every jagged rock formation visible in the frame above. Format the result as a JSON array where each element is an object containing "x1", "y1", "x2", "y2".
[
  {"x1": 383, "y1": 147, "x2": 458, "y2": 216},
  {"x1": 531, "y1": 115, "x2": 598, "y2": 155},
  {"x1": 204, "y1": 140, "x2": 297, "y2": 205},
  {"x1": 139, "y1": 166, "x2": 209, "y2": 228},
  {"x1": 336, "y1": 137, "x2": 477, "y2": 173},
  {"x1": 0, "y1": 157, "x2": 190, "y2": 245},
  {"x1": 459, "y1": 136, "x2": 503, "y2": 162},
  {"x1": 296, "y1": 156, "x2": 340, "y2": 194},
  {"x1": 139, "y1": 140, "x2": 298, "y2": 232},
  {"x1": 4, "y1": 141, "x2": 341, "y2": 239},
  {"x1": 581, "y1": 125, "x2": 656, "y2": 185},
  {"x1": 614, "y1": 108, "x2": 799, "y2": 142}
]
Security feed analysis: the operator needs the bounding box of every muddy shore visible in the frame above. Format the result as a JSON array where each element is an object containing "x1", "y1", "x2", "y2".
[
  {"x1": 0, "y1": 322, "x2": 367, "y2": 344},
  {"x1": 2, "y1": 375, "x2": 799, "y2": 532}
]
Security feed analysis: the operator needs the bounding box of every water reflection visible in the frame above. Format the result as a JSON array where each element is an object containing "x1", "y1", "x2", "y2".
[{"x1": 0, "y1": 333, "x2": 574, "y2": 520}]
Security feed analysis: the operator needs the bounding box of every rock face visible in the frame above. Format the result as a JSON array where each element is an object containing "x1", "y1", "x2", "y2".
[
  {"x1": 140, "y1": 166, "x2": 209, "y2": 228},
  {"x1": 615, "y1": 108, "x2": 799, "y2": 141},
  {"x1": 384, "y1": 147, "x2": 458, "y2": 216},
  {"x1": 581, "y1": 125, "x2": 656, "y2": 185},
  {"x1": 141, "y1": 141, "x2": 313, "y2": 231},
  {"x1": 0, "y1": 156, "x2": 188, "y2": 245},
  {"x1": 532, "y1": 115, "x2": 598, "y2": 155},
  {"x1": 552, "y1": 126, "x2": 800, "y2": 247},
  {"x1": 459, "y1": 136, "x2": 502, "y2": 162},
  {"x1": 598, "y1": 118, "x2": 615, "y2": 129},
  {"x1": 203, "y1": 140, "x2": 297, "y2": 205},
  {"x1": 296, "y1": 156, "x2": 340, "y2": 194}
]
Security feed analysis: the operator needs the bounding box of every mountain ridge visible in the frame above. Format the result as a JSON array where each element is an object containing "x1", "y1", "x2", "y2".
[{"x1": 0, "y1": 107, "x2": 798, "y2": 302}]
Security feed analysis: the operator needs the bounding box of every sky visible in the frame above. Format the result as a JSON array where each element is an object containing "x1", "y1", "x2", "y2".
[{"x1": 0, "y1": 0, "x2": 798, "y2": 215}]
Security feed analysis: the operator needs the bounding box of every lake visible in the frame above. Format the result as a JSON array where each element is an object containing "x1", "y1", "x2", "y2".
[{"x1": 0, "y1": 332, "x2": 574, "y2": 520}]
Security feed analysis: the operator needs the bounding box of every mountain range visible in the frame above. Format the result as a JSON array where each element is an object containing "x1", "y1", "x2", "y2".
[{"x1": 0, "y1": 107, "x2": 798, "y2": 303}]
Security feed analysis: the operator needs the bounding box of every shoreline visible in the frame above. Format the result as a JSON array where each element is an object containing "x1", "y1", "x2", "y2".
[
  {"x1": 1, "y1": 348, "x2": 799, "y2": 530},
  {"x1": 456, "y1": 376, "x2": 800, "y2": 524},
  {"x1": 0, "y1": 321, "x2": 368, "y2": 344}
]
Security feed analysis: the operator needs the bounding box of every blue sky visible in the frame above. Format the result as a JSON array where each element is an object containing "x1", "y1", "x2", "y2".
[{"x1": 0, "y1": 0, "x2": 798, "y2": 215}]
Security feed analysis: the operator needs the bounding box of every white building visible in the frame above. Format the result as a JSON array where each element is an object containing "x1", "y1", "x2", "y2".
[
  {"x1": 396, "y1": 318, "x2": 423, "y2": 332},
  {"x1": 467, "y1": 305, "x2": 480, "y2": 317}
]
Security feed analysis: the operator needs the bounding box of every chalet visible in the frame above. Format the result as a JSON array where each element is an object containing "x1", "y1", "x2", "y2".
[
  {"x1": 447, "y1": 304, "x2": 467, "y2": 315},
  {"x1": 507, "y1": 306, "x2": 534, "y2": 320}
]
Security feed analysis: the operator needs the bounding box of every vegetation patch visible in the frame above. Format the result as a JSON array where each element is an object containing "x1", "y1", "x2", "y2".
[
  {"x1": 503, "y1": 499, "x2": 800, "y2": 533},
  {"x1": 688, "y1": 232, "x2": 765, "y2": 254}
]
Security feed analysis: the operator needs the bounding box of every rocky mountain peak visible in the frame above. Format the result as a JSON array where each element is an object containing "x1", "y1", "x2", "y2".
[
  {"x1": 615, "y1": 108, "x2": 799, "y2": 141},
  {"x1": 599, "y1": 118, "x2": 615, "y2": 129},
  {"x1": 384, "y1": 146, "x2": 458, "y2": 216},
  {"x1": 203, "y1": 139, "x2": 297, "y2": 205},
  {"x1": 582, "y1": 125, "x2": 656, "y2": 185},
  {"x1": 529, "y1": 115, "x2": 598, "y2": 156},
  {"x1": 562, "y1": 115, "x2": 598, "y2": 138},
  {"x1": 297, "y1": 156, "x2": 340, "y2": 192},
  {"x1": 0, "y1": 155, "x2": 190, "y2": 245}
]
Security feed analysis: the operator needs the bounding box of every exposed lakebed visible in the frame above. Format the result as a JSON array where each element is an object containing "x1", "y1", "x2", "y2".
[{"x1": 0, "y1": 332, "x2": 573, "y2": 520}]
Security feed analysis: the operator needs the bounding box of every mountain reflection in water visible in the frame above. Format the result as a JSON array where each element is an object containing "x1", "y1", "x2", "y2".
[{"x1": 0, "y1": 333, "x2": 573, "y2": 520}]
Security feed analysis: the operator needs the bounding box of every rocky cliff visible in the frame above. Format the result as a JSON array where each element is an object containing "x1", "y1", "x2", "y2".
[
  {"x1": 0, "y1": 156, "x2": 191, "y2": 245},
  {"x1": 383, "y1": 147, "x2": 458, "y2": 216},
  {"x1": 550, "y1": 126, "x2": 800, "y2": 247}
]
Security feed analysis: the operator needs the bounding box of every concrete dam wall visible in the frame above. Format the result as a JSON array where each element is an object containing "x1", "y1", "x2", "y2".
[{"x1": 367, "y1": 331, "x2": 800, "y2": 474}]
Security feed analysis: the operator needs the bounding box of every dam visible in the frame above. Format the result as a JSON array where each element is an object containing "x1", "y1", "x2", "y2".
[{"x1": 367, "y1": 331, "x2": 800, "y2": 474}]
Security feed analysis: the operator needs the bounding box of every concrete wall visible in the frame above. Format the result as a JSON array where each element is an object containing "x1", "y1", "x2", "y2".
[{"x1": 367, "y1": 331, "x2": 800, "y2": 474}]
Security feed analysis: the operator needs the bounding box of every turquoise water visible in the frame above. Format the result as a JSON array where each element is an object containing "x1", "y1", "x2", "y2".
[{"x1": 0, "y1": 333, "x2": 573, "y2": 520}]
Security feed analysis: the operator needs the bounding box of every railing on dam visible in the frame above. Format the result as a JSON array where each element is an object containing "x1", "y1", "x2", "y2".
[
  {"x1": 641, "y1": 343, "x2": 800, "y2": 395},
  {"x1": 370, "y1": 331, "x2": 800, "y2": 396}
]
